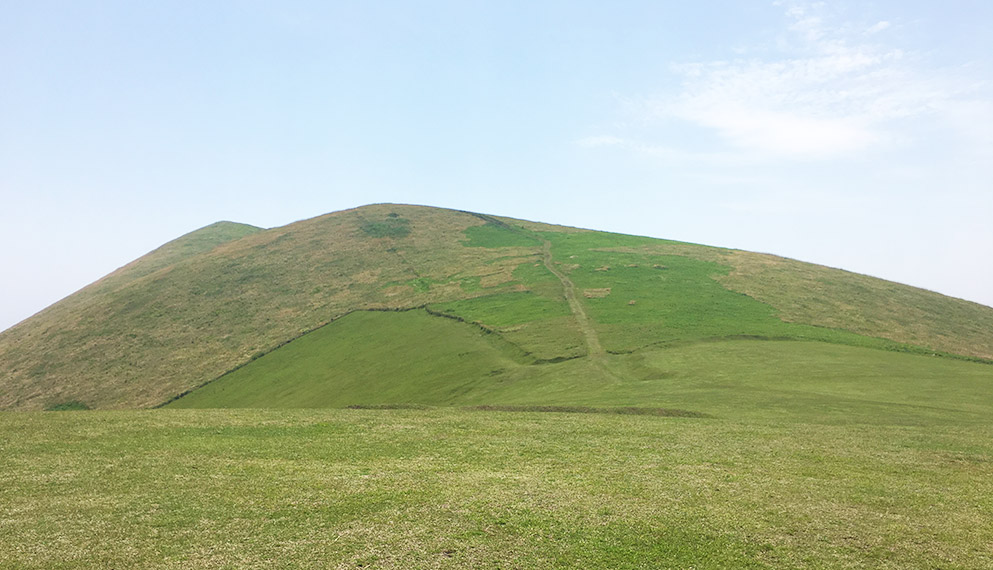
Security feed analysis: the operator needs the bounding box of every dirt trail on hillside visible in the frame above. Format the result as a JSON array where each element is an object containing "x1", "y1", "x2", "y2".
[{"x1": 540, "y1": 240, "x2": 606, "y2": 359}]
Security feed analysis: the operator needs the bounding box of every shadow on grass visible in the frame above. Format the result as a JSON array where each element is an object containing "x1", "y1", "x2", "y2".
[
  {"x1": 44, "y1": 400, "x2": 91, "y2": 411},
  {"x1": 344, "y1": 403, "x2": 709, "y2": 417},
  {"x1": 345, "y1": 403, "x2": 710, "y2": 417},
  {"x1": 465, "y1": 405, "x2": 711, "y2": 417},
  {"x1": 345, "y1": 404, "x2": 434, "y2": 410}
]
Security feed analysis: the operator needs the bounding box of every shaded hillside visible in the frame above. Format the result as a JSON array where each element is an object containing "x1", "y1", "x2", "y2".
[{"x1": 1, "y1": 203, "x2": 991, "y2": 410}]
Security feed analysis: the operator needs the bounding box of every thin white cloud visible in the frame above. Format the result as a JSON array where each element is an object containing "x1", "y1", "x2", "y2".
[
  {"x1": 594, "y1": 1, "x2": 991, "y2": 163},
  {"x1": 576, "y1": 133, "x2": 761, "y2": 167},
  {"x1": 661, "y1": 4, "x2": 918, "y2": 159},
  {"x1": 576, "y1": 135, "x2": 625, "y2": 148},
  {"x1": 866, "y1": 21, "x2": 891, "y2": 35}
]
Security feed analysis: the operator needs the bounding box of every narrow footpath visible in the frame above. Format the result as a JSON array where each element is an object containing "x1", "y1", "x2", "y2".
[{"x1": 539, "y1": 239, "x2": 606, "y2": 360}]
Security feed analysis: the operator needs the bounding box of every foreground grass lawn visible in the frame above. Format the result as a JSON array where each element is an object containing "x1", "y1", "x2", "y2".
[{"x1": 2, "y1": 408, "x2": 992, "y2": 569}]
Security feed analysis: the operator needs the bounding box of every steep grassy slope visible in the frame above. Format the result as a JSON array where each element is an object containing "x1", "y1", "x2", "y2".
[
  {"x1": 2, "y1": 203, "x2": 992, "y2": 410},
  {"x1": 0, "y1": 221, "x2": 258, "y2": 408},
  {"x1": 719, "y1": 250, "x2": 993, "y2": 359},
  {"x1": 169, "y1": 309, "x2": 529, "y2": 408},
  {"x1": 102, "y1": 221, "x2": 264, "y2": 287},
  {"x1": 0, "y1": 206, "x2": 556, "y2": 409}
]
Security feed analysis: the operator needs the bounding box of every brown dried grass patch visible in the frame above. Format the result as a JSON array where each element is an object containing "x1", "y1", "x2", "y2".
[
  {"x1": 583, "y1": 288, "x2": 611, "y2": 299},
  {"x1": 351, "y1": 269, "x2": 382, "y2": 284}
]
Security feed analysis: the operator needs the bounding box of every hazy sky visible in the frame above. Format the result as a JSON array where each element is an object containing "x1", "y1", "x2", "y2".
[{"x1": 2, "y1": 0, "x2": 991, "y2": 332}]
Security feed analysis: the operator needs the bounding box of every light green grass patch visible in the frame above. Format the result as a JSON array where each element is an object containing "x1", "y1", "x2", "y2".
[
  {"x1": 430, "y1": 291, "x2": 572, "y2": 329},
  {"x1": 539, "y1": 231, "x2": 951, "y2": 357},
  {"x1": 169, "y1": 310, "x2": 528, "y2": 409}
]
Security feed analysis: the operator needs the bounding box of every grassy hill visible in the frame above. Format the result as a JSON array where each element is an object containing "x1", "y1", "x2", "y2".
[
  {"x1": 4, "y1": 203, "x2": 993, "y2": 568},
  {"x1": 1, "y1": 203, "x2": 991, "y2": 410}
]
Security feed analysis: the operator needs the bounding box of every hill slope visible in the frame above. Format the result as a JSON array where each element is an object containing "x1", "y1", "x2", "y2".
[{"x1": 1, "y1": 204, "x2": 991, "y2": 410}]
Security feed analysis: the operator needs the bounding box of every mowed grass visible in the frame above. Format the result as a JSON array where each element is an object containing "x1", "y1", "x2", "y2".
[
  {"x1": 168, "y1": 310, "x2": 527, "y2": 409},
  {"x1": 2, "y1": 407, "x2": 992, "y2": 569},
  {"x1": 170, "y1": 309, "x2": 993, "y2": 429}
]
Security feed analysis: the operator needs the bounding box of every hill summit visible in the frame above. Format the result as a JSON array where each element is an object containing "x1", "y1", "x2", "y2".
[{"x1": 1, "y1": 203, "x2": 991, "y2": 411}]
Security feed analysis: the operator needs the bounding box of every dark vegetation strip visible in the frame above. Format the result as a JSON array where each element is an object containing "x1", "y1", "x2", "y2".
[
  {"x1": 464, "y1": 405, "x2": 711, "y2": 418},
  {"x1": 420, "y1": 305, "x2": 529, "y2": 361},
  {"x1": 459, "y1": 210, "x2": 515, "y2": 230},
  {"x1": 344, "y1": 403, "x2": 710, "y2": 417},
  {"x1": 345, "y1": 404, "x2": 434, "y2": 410},
  {"x1": 605, "y1": 332, "x2": 993, "y2": 365},
  {"x1": 421, "y1": 306, "x2": 580, "y2": 364},
  {"x1": 604, "y1": 334, "x2": 798, "y2": 354},
  {"x1": 44, "y1": 400, "x2": 91, "y2": 411}
]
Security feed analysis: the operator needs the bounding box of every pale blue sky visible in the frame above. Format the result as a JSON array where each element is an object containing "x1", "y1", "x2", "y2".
[{"x1": 2, "y1": 0, "x2": 991, "y2": 331}]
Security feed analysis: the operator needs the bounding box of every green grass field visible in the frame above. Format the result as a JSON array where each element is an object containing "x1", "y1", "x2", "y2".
[
  {"x1": 3, "y1": 407, "x2": 992, "y2": 569},
  {"x1": 170, "y1": 308, "x2": 993, "y2": 428}
]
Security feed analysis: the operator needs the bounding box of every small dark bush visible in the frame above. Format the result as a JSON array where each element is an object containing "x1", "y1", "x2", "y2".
[{"x1": 360, "y1": 217, "x2": 411, "y2": 239}]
